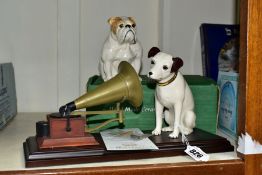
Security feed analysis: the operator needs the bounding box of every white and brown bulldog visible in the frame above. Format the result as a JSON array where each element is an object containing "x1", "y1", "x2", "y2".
[
  {"x1": 100, "y1": 16, "x2": 143, "y2": 81},
  {"x1": 147, "y1": 47, "x2": 196, "y2": 138}
]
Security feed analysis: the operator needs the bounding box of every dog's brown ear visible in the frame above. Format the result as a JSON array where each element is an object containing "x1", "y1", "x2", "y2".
[
  {"x1": 108, "y1": 17, "x2": 122, "y2": 26},
  {"x1": 108, "y1": 17, "x2": 122, "y2": 34},
  {"x1": 148, "y1": 47, "x2": 160, "y2": 58},
  {"x1": 171, "y1": 57, "x2": 183, "y2": 72},
  {"x1": 128, "y1": 17, "x2": 136, "y2": 24}
]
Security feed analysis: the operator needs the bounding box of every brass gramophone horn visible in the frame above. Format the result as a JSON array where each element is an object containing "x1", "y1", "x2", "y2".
[
  {"x1": 74, "y1": 61, "x2": 142, "y2": 109},
  {"x1": 68, "y1": 61, "x2": 143, "y2": 132}
]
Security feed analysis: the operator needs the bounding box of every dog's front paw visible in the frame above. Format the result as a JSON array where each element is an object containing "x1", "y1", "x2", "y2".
[
  {"x1": 152, "y1": 128, "x2": 161, "y2": 135},
  {"x1": 169, "y1": 130, "x2": 179, "y2": 138}
]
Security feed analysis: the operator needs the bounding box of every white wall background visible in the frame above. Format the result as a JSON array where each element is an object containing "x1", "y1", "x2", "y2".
[
  {"x1": 0, "y1": 0, "x2": 58, "y2": 112},
  {"x1": 159, "y1": 0, "x2": 238, "y2": 74},
  {"x1": 0, "y1": 0, "x2": 237, "y2": 112}
]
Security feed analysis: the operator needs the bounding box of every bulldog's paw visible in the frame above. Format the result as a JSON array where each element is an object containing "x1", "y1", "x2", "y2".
[
  {"x1": 169, "y1": 129, "x2": 179, "y2": 138},
  {"x1": 162, "y1": 126, "x2": 173, "y2": 132},
  {"x1": 152, "y1": 128, "x2": 161, "y2": 135}
]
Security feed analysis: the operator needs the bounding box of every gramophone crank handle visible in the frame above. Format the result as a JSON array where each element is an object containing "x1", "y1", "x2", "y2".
[{"x1": 65, "y1": 114, "x2": 71, "y2": 132}]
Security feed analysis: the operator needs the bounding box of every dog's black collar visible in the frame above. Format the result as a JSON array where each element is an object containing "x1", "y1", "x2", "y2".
[{"x1": 157, "y1": 73, "x2": 177, "y2": 86}]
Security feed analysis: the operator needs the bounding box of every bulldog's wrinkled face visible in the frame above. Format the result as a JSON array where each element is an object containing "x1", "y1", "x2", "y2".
[
  {"x1": 148, "y1": 52, "x2": 174, "y2": 81},
  {"x1": 108, "y1": 16, "x2": 137, "y2": 44}
]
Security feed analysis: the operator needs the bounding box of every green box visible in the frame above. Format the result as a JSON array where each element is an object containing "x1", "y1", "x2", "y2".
[{"x1": 86, "y1": 75, "x2": 218, "y2": 134}]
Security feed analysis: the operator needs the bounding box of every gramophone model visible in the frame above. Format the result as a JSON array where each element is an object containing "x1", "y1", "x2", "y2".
[
  {"x1": 32, "y1": 61, "x2": 143, "y2": 150},
  {"x1": 23, "y1": 61, "x2": 234, "y2": 168}
]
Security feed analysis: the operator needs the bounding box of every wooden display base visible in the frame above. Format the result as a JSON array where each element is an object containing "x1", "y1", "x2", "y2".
[{"x1": 23, "y1": 129, "x2": 234, "y2": 168}]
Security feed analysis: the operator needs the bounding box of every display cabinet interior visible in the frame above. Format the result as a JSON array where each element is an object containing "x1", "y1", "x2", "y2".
[{"x1": 0, "y1": 0, "x2": 261, "y2": 174}]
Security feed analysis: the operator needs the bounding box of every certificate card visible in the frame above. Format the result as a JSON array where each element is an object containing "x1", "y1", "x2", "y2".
[
  {"x1": 100, "y1": 128, "x2": 159, "y2": 151},
  {"x1": 217, "y1": 71, "x2": 239, "y2": 140}
]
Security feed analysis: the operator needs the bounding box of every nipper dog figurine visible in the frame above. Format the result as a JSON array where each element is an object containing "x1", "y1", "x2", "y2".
[
  {"x1": 147, "y1": 47, "x2": 196, "y2": 138},
  {"x1": 100, "y1": 16, "x2": 142, "y2": 81}
]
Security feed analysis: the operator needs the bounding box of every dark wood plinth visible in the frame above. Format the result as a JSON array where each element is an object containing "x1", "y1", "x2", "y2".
[{"x1": 23, "y1": 129, "x2": 234, "y2": 168}]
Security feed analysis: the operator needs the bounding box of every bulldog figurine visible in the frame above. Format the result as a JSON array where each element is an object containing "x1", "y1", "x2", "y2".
[{"x1": 99, "y1": 16, "x2": 143, "y2": 81}]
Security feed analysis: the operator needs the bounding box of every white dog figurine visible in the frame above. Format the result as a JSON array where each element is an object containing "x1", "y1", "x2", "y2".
[
  {"x1": 100, "y1": 16, "x2": 143, "y2": 81},
  {"x1": 147, "y1": 47, "x2": 196, "y2": 138}
]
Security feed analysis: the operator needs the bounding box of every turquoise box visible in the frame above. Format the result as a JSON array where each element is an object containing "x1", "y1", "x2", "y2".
[{"x1": 86, "y1": 75, "x2": 218, "y2": 134}]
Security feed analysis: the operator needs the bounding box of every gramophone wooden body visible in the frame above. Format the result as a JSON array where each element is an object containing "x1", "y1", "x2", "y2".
[
  {"x1": 49, "y1": 115, "x2": 85, "y2": 138},
  {"x1": 37, "y1": 113, "x2": 99, "y2": 150}
]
